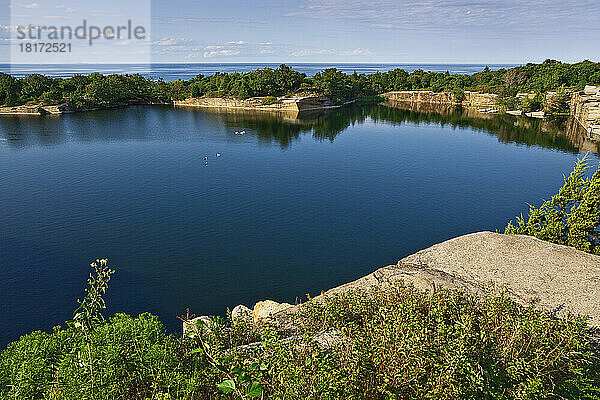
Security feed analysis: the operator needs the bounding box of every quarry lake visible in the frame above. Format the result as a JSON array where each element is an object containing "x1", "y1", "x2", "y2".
[{"x1": 0, "y1": 103, "x2": 597, "y2": 345}]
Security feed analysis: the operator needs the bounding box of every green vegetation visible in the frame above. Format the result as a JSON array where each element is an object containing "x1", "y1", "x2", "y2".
[
  {"x1": 2, "y1": 256, "x2": 599, "y2": 399},
  {"x1": 520, "y1": 94, "x2": 545, "y2": 113},
  {"x1": 1, "y1": 60, "x2": 599, "y2": 110},
  {"x1": 506, "y1": 155, "x2": 600, "y2": 254},
  {"x1": 260, "y1": 96, "x2": 282, "y2": 106}
]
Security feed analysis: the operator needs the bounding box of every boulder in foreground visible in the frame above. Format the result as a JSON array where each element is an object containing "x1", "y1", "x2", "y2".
[{"x1": 318, "y1": 231, "x2": 600, "y2": 326}]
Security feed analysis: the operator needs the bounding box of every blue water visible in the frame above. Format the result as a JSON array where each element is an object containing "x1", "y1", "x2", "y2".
[
  {"x1": 0, "y1": 104, "x2": 593, "y2": 347},
  {"x1": 0, "y1": 63, "x2": 515, "y2": 80}
]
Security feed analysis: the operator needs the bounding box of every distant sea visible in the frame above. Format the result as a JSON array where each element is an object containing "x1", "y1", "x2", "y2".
[{"x1": 0, "y1": 63, "x2": 516, "y2": 81}]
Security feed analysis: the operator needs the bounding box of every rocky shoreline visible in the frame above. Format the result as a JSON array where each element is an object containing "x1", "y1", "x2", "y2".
[
  {"x1": 174, "y1": 95, "x2": 342, "y2": 112},
  {"x1": 571, "y1": 86, "x2": 600, "y2": 138},
  {"x1": 188, "y1": 232, "x2": 600, "y2": 337},
  {"x1": 2, "y1": 87, "x2": 598, "y2": 142},
  {"x1": 0, "y1": 95, "x2": 341, "y2": 116},
  {"x1": 383, "y1": 86, "x2": 600, "y2": 141},
  {"x1": 0, "y1": 103, "x2": 72, "y2": 115}
]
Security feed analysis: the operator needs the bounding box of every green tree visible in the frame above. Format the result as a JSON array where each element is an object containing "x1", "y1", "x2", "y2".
[{"x1": 312, "y1": 68, "x2": 352, "y2": 104}]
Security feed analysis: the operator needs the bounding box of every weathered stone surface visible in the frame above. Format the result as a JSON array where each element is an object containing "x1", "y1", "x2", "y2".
[
  {"x1": 0, "y1": 103, "x2": 76, "y2": 115},
  {"x1": 231, "y1": 304, "x2": 252, "y2": 324},
  {"x1": 175, "y1": 96, "x2": 337, "y2": 112},
  {"x1": 382, "y1": 91, "x2": 498, "y2": 109},
  {"x1": 184, "y1": 232, "x2": 600, "y2": 337},
  {"x1": 311, "y1": 329, "x2": 346, "y2": 350},
  {"x1": 584, "y1": 85, "x2": 600, "y2": 95},
  {"x1": 182, "y1": 316, "x2": 213, "y2": 337},
  {"x1": 234, "y1": 328, "x2": 346, "y2": 355},
  {"x1": 564, "y1": 117, "x2": 600, "y2": 153},
  {"x1": 525, "y1": 111, "x2": 545, "y2": 119},
  {"x1": 252, "y1": 300, "x2": 294, "y2": 325},
  {"x1": 312, "y1": 232, "x2": 600, "y2": 326},
  {"x1": 571, "y1": 86, "x2": 600, "y2": 140}
]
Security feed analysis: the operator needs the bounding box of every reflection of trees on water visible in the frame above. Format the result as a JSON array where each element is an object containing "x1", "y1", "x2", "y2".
[
  {"x1": 212, "y1": 106, "x2": 373, "y2": 148},
  {"x1": 312, "y1": 106, "x2": 372, "y2": 142},
  {"x1": 372, "y1": 102, "x2": 585, "y2": 154},
  {"x1": 209, "y1": 102, "x2": 594, "y2": 153},
  {"x1": 1, "y1": 103, "x2": 597, "y2": 154},
  {"x1": 206, "y1": 109, "x2": 309, "y2": 148}
]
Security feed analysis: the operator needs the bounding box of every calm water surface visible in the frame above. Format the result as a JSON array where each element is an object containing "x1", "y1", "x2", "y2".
[{"x1": 0, "y1": 104, "x2": 596, "y2": 346}]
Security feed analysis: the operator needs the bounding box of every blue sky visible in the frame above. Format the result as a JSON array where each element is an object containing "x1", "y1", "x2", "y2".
[
  {"x1": 151, "y1": 0, "x2": 600, "y2": 63},
  {"x1": 2, "y1": 0, "x2": 599, "y2": 63}
]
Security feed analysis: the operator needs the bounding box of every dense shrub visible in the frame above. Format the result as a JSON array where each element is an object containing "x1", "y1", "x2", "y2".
[
  {"x1": 0, "y1": 314, "x2": 189, "y2": 399},
  {"x1": 2, "y1": 260, "x2": 599, "y2": 399},
  {"x1": 547, "y1": 88, "x2": 572, "y2": 115},
  {"x1": 0, "y1": 261, "x2": 216, "y2": 400},
  {"x1": 260, "y1": 96, "x2": 281, "y2": 105},
  {"x1": 506, "y1": 155, "x2": 600, "y2": 254},
  {"x1": 520, "y1": 94, "x2": 544, "y2": 112},
  {"x1": 275, "y1": 286, "x2": 600, "y2": 399}
]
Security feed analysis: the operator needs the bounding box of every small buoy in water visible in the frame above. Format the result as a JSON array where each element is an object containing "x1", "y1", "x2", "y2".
[
  {"x1": 240, "y1": 130, "x2": 245, "y2": 135},
  {"x1": 203, "y1": 156, "x2": 208, "y2": 161},
  {"x1": 216, "y1": 153, "x2": 221, "y2": 157},
  {"x1": 204, "y1": 162, "x2": 208, "y2": 166},
  {"x1": 234, "y1": 131, "x2": 239, "y2": 135}
]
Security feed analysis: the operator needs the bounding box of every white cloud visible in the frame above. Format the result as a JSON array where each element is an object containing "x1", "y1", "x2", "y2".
[
  {"x1": 203, "y1": 49, "x2": 241, "y2": 58},
  {"x1": 227, "y1": 40, "x2": 245, "y2": 45},
  {"x1": 259, "y1": 41, "x2": 273, "y2": 45},
  {"x1": 259, "y1": 49, "x2": 275, "y2": 54},
  {"x1": 55, "y1": 5, "x2": 75, "y2": 12},
  {"x1": 291, "y1": 47, "x2": 372, "y2": 57},
  {"x1": 0, "y1": 25, "x2": 20, "y2": 33},
  {"x1": 204, "y1": 45, "x2": 224, "y2": 50},
  {"x1": 90, "y1": 11, "x2": 124, "y2": 17},
  {"x1": 114, "y1": 39, "x2": 135, "y2": 46},
  {"x1": 153, "y1": 38, "x2": 177, "y2": 46},
  {"x1": 10, "y1": 2, "x2": 40, "y2": 9},
  {"x1": 340, "y1": 48, "x2": 372, "y2": 56},
  {"x1": 291, "y1": 48, "x2": 334, "y2": 57}
]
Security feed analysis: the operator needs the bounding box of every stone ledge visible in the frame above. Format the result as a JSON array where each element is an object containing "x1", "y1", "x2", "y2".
[{"x1": 272, "y1": 232, "x2": 600, "y2": 328}]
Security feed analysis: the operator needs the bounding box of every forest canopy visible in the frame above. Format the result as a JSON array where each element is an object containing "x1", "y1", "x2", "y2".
[{"x1": 0, "y1": 59, "x2": 599, "y2": 109}]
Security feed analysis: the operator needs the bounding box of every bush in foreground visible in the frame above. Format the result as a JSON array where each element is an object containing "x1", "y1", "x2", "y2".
[
  {"x1": 506, "y1": 155, "x2": 600, "y2": 254},
  {"x1": 1, "y1": 261, "x2": 599, "y2": 399}
]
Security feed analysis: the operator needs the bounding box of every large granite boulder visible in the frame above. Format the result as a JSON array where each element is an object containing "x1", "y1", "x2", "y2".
[
  {"x1": 231, "y1": 304, "x2": 253, "y2": 324},
  {"x1": 316, "y1": 232, "x2": 600, "y2": 326},
  {"x1": 252, "y1": 300, "x2": 294, "y2": 325},
  {"x1": 183, "y1": 232, "x2": 600, "y2": 336}
]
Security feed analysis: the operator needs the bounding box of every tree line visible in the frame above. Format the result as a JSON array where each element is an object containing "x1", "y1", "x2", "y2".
[{"x1": 0, "y1": 60, "x2": 599, "y2": 110}]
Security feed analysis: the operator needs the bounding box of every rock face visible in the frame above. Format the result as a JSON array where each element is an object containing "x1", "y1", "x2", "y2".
[
  {"x1": 0, "y1": 103, "x2": 72, "y2": 115},
  {"x1": 183, "y1": 232, "x2": 600, "y2": 336},
  {"x1": 175, "y1": 96, "x2": 337, "y2": 112},
  {"x1": 231, "y1": 304, "x2": 252, "y2": 324},
  {"x1": 316, "y1": 232, "x2": 600, "y2": 326},
  {"x1": 252, "y1": 300, "x2": 294, "y2": 325},
  {"x1": 382, "y1": 91, "x2": 499, "y2": 110},
  {"x1": 571, "y1": 86, "x2": 600, "y2": 140},
  {"x1": 183, "y1": 316, "x2": 213, "y2": 337}
]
